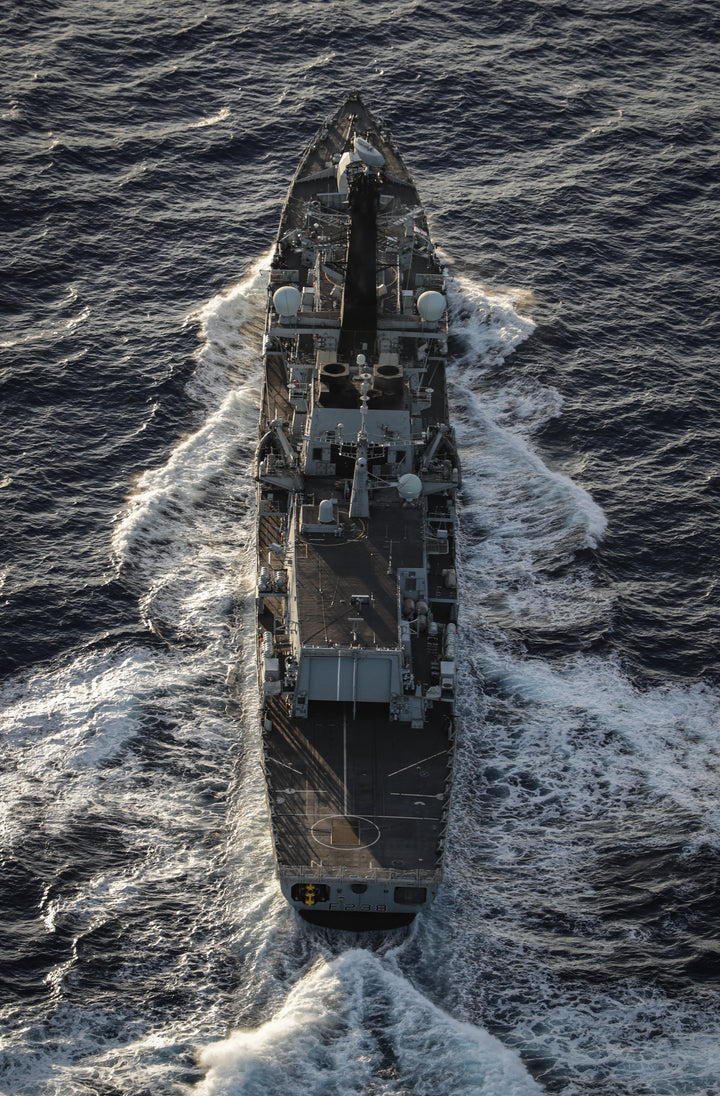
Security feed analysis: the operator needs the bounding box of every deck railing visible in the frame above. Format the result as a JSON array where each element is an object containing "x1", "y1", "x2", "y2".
[{"x1": 277, "y1": 863, "x2": 443, "y2": 885}]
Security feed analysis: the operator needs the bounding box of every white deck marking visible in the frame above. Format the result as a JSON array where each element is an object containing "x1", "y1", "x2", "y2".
[
  {"x1": 311, "y1": 814, "x2": 381, "y2": 849},
  {"x1": 390, "y1": 792, "x2": 444, "y2": 798},
  {"x1": 387, "y1": 749, "x2": 447, "y2": 779},
  {"x1": 272, "y1": 759, "x2": 303, "y2": 774},
  {"x1": 284, "y1": 812, "x2": 435, "y2": 822},
  {"x1": 343, "y1": 706, "x2": 348, "y2": 814}
]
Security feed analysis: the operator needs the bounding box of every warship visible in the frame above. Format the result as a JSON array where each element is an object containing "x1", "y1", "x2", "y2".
[{"x1": 255, "y1": 94, "x2": 460, "y2": 928}]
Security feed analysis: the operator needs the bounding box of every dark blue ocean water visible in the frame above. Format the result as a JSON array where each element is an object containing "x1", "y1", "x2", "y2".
[{"x1": 2, "y1": 2, "x2": 719, "y2": 1093}]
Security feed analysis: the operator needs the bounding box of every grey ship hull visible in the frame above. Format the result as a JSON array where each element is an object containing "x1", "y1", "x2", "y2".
[{"x1": 255, "y1": 96, "x2": 460, "y2": 928}]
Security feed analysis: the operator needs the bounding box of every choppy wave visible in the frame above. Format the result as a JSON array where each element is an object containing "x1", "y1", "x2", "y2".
[
  {"x1": 2, "y1": 0, "x2": 720, "y2": 1092},
  {"x1": 195, "y1": 949, "x2": 543, "y2": 1096}
]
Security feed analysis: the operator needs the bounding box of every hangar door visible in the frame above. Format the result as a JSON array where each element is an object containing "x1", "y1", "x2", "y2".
[{"x1": 307, "y1": 654, "x2": 392, "y2": 702}]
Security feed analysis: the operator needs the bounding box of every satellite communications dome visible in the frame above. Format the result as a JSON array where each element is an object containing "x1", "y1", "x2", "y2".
[
  {"x1": 416, "y1": 290, "x2": 446, "y2": 322},
  {"x1": 273, "y1": 285, "x2": 302, "y2": 317},
  {"x1": 397, "y1": 473, "x2": 422, "y2": 501}
]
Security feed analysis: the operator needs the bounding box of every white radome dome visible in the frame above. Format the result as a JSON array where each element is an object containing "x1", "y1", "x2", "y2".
[
  {"x1": 397, "y1": 473, "x2": 422, "y2": 501},
  {"x1": 273, "y1": 285, "x2": 302, "y2": 317},
  {"x1": 416, "y1": 290, "x2": 446, "y2": 322}
]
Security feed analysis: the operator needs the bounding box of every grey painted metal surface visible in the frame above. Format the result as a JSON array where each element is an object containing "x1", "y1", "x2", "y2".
[{"x1": 254, "y1": 96, "x2": 461, "y2": 926}]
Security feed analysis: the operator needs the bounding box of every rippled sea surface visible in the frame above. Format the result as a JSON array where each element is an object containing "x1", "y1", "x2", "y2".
[{"x1": 2, "y1": 2, "x2": 719, "y2": 1093}]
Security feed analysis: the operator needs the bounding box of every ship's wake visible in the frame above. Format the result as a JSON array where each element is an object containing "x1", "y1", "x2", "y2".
[
  {"x1": 2, "y1": 264, "x2": 720, "y2": 1096},
  {"x1": 193, "y1": 949, "x2": 542, "y2": 1096}
]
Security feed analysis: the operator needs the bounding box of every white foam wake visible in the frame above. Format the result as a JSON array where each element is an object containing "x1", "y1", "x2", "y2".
[
  {"x1": 445, "y1": 274, "x2": 607, "y2": 639},
  {"x1": 5, "y1": 258, "x2": 716, "y2": 1096},
  {"x1": 195, "y1": 949, "x2": 542, "y2": 1096},
  {"x1": 113, "y1": 263, "x2": 268, "y2": 640}
]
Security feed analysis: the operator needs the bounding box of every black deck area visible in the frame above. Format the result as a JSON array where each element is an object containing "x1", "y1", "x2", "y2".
[
  {"x1": 294, "y1": 487, "x2": 424, "y2": 649},
  {"x1": 262, "y1": 697, "x2": 452, "y2": 876}
]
